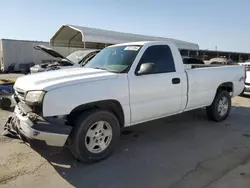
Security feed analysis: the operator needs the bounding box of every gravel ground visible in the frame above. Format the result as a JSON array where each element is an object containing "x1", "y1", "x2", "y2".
[{"x1": 1, "y1": 74, "x2": 250, "y2": 188}]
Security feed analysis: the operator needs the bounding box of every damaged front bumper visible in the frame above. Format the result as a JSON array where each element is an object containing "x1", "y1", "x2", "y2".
[{"x1": 3, "y1": 102, "x2": 72, "y2": 147}]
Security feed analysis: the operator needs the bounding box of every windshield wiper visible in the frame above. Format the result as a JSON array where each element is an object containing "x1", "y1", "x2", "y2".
[
  {"x1": 92, "y1": 67, "x2": 108, "y2": 71},
  {"x1": 91, "y1": 67, "x2": 118, "y2": 73}
]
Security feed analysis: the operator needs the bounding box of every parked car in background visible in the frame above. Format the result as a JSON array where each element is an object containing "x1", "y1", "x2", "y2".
[
  {"x1": 4, "y1": 41, "x2": 245, "y2": 163},
  {"x1": 30, "y1": 45, "x2": 100, "y2": 73},
  {"x1": 238, "y1": 61, "x2": 250, "y2": 94},
  {"x1": 208, "y1": 57, "x2": 238, "y2": 65},
  {"x1": 182, "y1": 56, "x2": 205, "y2": 64},
  {"x1": 238, "y1": 61, "x2": 250, "y2": 69}
]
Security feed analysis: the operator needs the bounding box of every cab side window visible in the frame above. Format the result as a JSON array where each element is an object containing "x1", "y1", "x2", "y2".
[{"x1": 137, "y1": 45, "x2": 176, "y2": 74}]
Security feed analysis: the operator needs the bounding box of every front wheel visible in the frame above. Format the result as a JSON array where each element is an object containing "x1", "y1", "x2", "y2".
[
  {"x1": 68, "y1": 110, "x2": 120, "y2": 163},
  {"x1": 206, "y1": 90, "x2": 231, "y2": 122}
]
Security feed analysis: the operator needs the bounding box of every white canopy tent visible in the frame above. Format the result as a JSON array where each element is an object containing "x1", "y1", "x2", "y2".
[{"x1": 50, "y1": 24, "x2": 199, "y2": 55}]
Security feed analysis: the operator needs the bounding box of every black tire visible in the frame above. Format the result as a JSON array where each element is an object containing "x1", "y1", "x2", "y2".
[
  {"x1": 206, "y1": 90, "x2": 231, "y2": 122},
  {"x1": 68, "y1": 109, "x2": 120, "y2": 163},
  {"x1": 0, "y1": 97, "x2": 11, "y2": 110}
]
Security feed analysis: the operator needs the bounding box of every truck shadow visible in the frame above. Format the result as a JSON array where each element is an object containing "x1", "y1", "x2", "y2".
[
  {"x1": 32, "y1": 106, "x2": 250, "y2": 188},
  {"x1": 240, "y1": 94, "x2": 250, "y2": 98},
  {"x1": 2, "y1": 106, "x2": 15, "y2": 112}
]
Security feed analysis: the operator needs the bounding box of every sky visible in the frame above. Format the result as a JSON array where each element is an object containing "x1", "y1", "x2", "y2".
[{"x1": 0, "y1": 0, "x2": 249, "y2": 52}]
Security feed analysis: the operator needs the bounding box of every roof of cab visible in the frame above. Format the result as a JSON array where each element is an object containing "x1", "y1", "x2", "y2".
[
  {"x1": 110, "y1": 41, "x2": 177, "y2": 47},
  {"x1": 110, "y1": 41, "x2": 153, "y2": 46}
]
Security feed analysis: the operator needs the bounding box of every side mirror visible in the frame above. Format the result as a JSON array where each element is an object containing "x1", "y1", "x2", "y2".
[{"x1": 137, "y1": 63, "x2": 156, "y2": 75}]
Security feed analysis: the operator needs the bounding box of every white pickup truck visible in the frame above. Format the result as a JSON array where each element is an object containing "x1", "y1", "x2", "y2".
[{"x1": 3, "y1": 41, "x2": 245, "y2": 163}]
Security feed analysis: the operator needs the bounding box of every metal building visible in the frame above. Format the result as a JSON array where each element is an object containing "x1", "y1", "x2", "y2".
[
  {"x1": 50, "y1": 24, "x2": 200, "y2": 56},
  {"x1": 0, "y1": 39, "x2": 55, "y2": 72}
]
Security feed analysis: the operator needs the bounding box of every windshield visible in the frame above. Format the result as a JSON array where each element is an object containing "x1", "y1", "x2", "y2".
[
  {"x1": 85, "y1": 45, "x2": 142, "y2": 73},
  {"x1": 65, "y1": 50, "x2": 93, "y2": 64}
]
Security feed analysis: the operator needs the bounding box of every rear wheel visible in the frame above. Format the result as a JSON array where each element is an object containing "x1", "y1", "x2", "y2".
[
  {"x1": 68, "y1": 110, "x2": 120, "y2": 163},
  {"x1": 206, "y1": 90, "x2": 231, "y2": 122}
]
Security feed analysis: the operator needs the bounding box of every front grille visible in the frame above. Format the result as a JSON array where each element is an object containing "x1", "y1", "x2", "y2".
[{"x1": 245, "y1": 82, "x2": 250, "y2": 86}]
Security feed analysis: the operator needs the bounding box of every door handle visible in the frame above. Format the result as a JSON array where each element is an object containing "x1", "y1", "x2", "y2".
[{"x1": 172, "y1": 78, "x2": 180, "y2": 84}]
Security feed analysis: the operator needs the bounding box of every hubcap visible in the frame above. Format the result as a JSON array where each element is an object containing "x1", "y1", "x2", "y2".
[
  {"x1": 218, "y1": 96, "x2": 228, "y2": 116},
  {"x1": 85, "y1": 121, "x2": 112, "y2": 153}
]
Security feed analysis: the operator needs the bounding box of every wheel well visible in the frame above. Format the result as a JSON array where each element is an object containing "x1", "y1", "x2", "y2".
[
  {"x1": 67, "y1": 100, "x2": 125, "y2": 128},
  {"x1": 217, "y1": 82, "x2": 233, "y2": 93}
]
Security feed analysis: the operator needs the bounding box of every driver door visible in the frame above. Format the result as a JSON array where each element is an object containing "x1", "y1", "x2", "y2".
[{"x1": 128, "y1": 45, "x2": 183, "y2": 124}]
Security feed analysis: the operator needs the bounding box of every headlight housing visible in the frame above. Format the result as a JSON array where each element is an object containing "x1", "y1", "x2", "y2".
[{"x1": 25, "y1": 91, "x2": 46, "y2": 104}]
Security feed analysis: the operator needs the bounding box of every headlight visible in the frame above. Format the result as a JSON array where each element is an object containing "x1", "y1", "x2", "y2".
[{"x1": 25, "y1": 91, "x2": 46, "y2": 103}]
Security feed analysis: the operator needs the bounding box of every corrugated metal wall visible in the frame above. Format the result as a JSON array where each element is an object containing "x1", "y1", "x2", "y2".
[{"x1": 1, "y1": 39, "x2": 56, "y2": 72}]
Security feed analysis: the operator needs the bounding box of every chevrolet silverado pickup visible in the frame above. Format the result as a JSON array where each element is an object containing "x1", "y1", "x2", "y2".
[{"x1": 3, "y1": 41, "x2": 245, "y2": 163}]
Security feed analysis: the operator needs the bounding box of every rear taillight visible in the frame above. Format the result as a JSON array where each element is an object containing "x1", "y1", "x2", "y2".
[{"x1": 245, "y1": 68, "x2": 247, "y2": 80}]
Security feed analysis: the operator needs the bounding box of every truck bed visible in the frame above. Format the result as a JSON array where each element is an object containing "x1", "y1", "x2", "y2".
[
  {"x1": 184, "y1": 64, "x2": 245, "y2": 111},
  {"x1": 185, "y1": 63, "x2": 239, "y2": 69}
]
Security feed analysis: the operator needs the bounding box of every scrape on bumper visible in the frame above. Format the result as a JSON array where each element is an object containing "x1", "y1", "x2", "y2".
[{"x1": 3, "y1": 106, "x2": 72, "y2": 147}]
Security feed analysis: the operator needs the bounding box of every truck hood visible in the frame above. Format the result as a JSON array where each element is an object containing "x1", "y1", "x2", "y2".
[
  {"x1": 34, "y1": 45, "x2": 66, "y2": 59},
  {"x1": 14, "y1": 68, "x2": 118, "y2": 91}
]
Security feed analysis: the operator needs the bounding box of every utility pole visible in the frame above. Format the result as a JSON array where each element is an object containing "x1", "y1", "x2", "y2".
[{"x1": 215, "y1": 45, "x2": 218, "y2": 57}]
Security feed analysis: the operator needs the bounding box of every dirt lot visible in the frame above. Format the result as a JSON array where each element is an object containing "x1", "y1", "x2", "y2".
[
  {"x1": 0, "y1": 73, "x2": 23, "y2": 81},
  {"x1": 1, "y1": 74, "x2": 250, "y2": 188}
]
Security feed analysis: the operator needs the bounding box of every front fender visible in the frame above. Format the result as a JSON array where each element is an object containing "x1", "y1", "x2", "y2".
[{"x1": 42, "y1": 75, "x2": 130, "y2": 125}]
